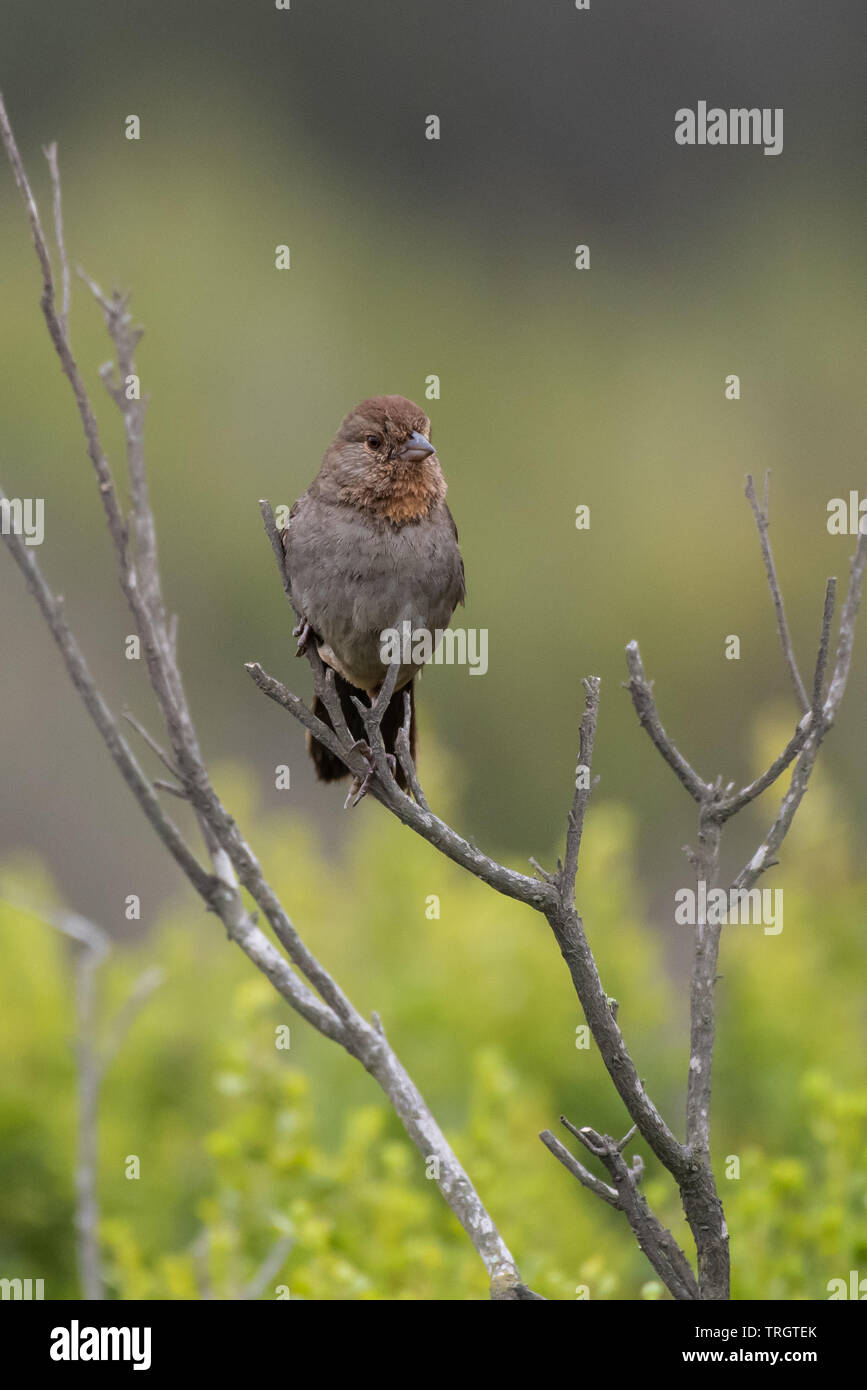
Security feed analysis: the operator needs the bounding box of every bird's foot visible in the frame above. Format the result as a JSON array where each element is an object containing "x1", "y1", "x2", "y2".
[
  {"x1": 343, "y1": 744, "x2": 398, "y2": 808},
  {"x1": 293, "y1": 618, "x2": 311, "y2": 657},
  {"x1": 344, "y1": 741, "x2": 374, "y2": 809}
]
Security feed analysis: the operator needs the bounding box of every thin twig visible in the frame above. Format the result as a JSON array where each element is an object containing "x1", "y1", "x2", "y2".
[
  {"x1": 395, "y1": 689, "x2": 429, "y2": 810},
  {"x1": 745, "y1": 472, "x2": 810, "y2": 713},
  {"x1": 123, "y1": 710, "x2": 183, "y2": 780},
  {"x1": 715, "y1": 713, "x2": 812, "y2": 821},
  {"x1": 42, "y1": 142, "x2": 70, "y2": 333},
  {"x1": 242, "y1": 1235, "x2": 294, "y2": 1301},
  {"x1": 624, "y1": 643, "x2": 708, "y2": 802},
  {"x1": 154, "y1": 778, "x2": 189, "y2": 799},
  {"x1": 259, "y1": 498, "x2": 294, "y2": 605},
  {"x1": 101, "y1": 966, "x2": 164, "y2": 1069},
  {"x1": 539, "y1": 1130, "x2": 619, "y2": 1207},
  {"x1": 732, "y1": 532, "x2": 867, "y2": 895},
  {"x1": 560, "y1": 676, "x2": 601, "y2": 895},
  {"x1": 567, "y1": 1124, "x2": 700, "y2": 1301},
  {"x1": 824, "y1": 531, "x2": 867, "y2": 721},
  {"x1": 813, "y1": 578, "x2": 836, "y2": 713}
]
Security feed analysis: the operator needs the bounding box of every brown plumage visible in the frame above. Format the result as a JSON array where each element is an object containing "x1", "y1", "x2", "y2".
[{"x1": 282, "y1": 395, "x2": 466, "y2": 794}]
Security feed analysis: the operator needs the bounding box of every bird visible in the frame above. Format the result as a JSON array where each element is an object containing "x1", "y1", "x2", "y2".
[{"x1": 281, "y1": 395, "x2": 465, "y2": 802}]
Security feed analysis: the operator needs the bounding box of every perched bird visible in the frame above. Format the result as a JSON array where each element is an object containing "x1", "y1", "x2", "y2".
[{"x1": 282, "y1": 395, "x2": 465, "y2": 799}]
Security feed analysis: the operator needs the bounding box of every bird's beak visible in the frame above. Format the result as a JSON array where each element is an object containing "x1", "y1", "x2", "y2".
[{"x1": 397, "y1": 430, "x2": 436, "y2": 463}]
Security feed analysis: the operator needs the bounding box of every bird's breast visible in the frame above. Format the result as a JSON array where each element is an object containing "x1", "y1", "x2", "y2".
[{"x1": 286, "y1": 499, "x2": 463, "y2": 692}]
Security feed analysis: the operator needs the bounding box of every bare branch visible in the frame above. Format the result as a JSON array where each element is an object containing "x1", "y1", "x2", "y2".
[
  {"x1": 259, "y1": 497, "x2": 294, "y2": 606},
  {"x1": 732, "y1": 533, "x2": 867, "y2": 895},
  {"x1": 102, "y1": 966, "x2": 163, "y2": 1068},
  {"x1": 745, "y1": 472, "x2": 810, "y2": 713},
  {"x1": 245, "y1": 654, "x2": 556, "y2": 911},
  {"x1": 715, "y1": 712, "x2": 812, "y2": 821},
  {"x1": 566, "y1": 1124, "x2": 700, "y2": 1301},
  {"x1": 813, "y1": 578, "x2": 837, "y2": 712},
  {"x1": 42, "y1": 142, "x2": 70, "y2": 333},
  {"x1": 560, "y1": 675, "x2": 601, "y2": 895},
  {"x1": 624, "y1": 642, "x2": 708, "y2": 802},
  {"x1": 824, "y1": 531, "x2": 867, "y2": 722},
  {"x1": 154, "y1": 778, "x2": 190, "y2": 800},
  {"x1": 72, "y1": 938, "x2": 104, "y2": 1300},
  {"x1": 1, "y1": 519, "x2": 214, "y2": 898},
  {"x1": 242, "y1": 1235, "x2": 294, "y2": 1301},
  {"x1": 0, "y1": 90, "x2": 128, "y2": 561},
  {"x1": 123, "y1": 709, "x2": 183, "y2": 780},
  {"x1": 685, "y1": 809, "x2": 722, "y2": 1164},
  {"x1": 539, "y1": 1129, "x2": 619, "y2": 1206},
  {"x1": 716, "y1": 576, "x2": 836, "y2": 821},
  {"x1": 395, "y1": 689, "x2": 430, "y2": 810}
]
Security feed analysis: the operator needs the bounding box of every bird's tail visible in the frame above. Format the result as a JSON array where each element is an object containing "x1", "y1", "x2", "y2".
[{"x1": 308, "y1": 672, "x2": 415, "y2": 790}]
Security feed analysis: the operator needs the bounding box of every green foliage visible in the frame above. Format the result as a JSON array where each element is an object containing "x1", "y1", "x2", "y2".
[{"x1": 0, "y1": 752, "x2": 865, "y2": 1299}]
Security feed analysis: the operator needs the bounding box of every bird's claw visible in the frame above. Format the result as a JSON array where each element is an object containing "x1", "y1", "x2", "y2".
[
  {"x1": 293, "y1": 618, "x2": 311, "y2": 657},
  {"x1": 343, "y1": 744, "x2": 398, "y2": 808},
  {"x1": 344, "y1": 741, "x2": 375, "y2": 808}
]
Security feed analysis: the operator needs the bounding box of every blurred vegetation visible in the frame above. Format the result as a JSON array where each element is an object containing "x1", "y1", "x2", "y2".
[
  {"x1": 1, "y1": 734, "x2": 864, "y2": 1300},
  {"x1": 1, "y1": 81, "x2": 865, "y2": 928}
]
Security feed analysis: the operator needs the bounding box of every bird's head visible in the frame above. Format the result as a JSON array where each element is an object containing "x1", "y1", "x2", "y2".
[{"x1": 320, "y1": 395, "x2": 447, "y2": 524}]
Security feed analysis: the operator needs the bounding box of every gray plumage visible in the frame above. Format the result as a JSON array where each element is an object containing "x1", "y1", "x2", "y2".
[{"x1": 285, "y1": 489, "x2": 465, "y2": 693}]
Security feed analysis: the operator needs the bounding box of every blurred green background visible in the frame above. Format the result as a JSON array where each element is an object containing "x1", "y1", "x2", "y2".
[{"x1": 0, "y1": 2, "x2": 865, "y2": 1298}]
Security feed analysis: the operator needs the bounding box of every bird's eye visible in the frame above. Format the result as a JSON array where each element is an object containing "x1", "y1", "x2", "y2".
[{"x1": 365, "y1": 434, "x2": 382, "y2": 449}]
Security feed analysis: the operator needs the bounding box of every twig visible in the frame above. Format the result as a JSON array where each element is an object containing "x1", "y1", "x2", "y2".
[
  {"x1": 246, "y1": 650, "x2": 556, "y2": 910},
  {"x1": 123, "y1": 710, "x2": 183, "y2": 780},
  {"x1": 745, "y1": 472, "x2": 810, "y2": 713},
  {"x1": 259, "y1": 498, "x2": 294, "y2": 606},
  {"x1": 395, "y1": 689, "x2": 430, "y2": 809},
  {"x1": 813, "y1": 578, "x2": 837, "y2": 712},
  {"x1": 717, "y1": 577, "x2": 836, "y2": 821},
  {"x1": 560, "y1": 676, "x2": 601, "y2": 895},
  {"x1": 1, "y1": 516, "x2": 214, "y2": 898},
  {"x1": 565, "y1": 1124, "x2": 700, "y2": 1301},
  {"x1": 3, "y1": 901, "x2": 161, "y2": 1301},
  {"x1": 732, "y1": 532, "x2": 867, "y2": 895},
  {"x1": 621, "y1": 485, "x2": 867, "y2": 1299},
  {"x1": 824, "y1": 531, "x2": 867, "y2": 721},
  {"x1": 0, "y1": 90, "x2": 128, "y2": 561},
  {"x1": 42, "y1": 142, "x2": 70, "y2": 334},
  {"x1": 539, "y1": 1130, "x2": 619, "y2": 1207},
  {"x1": 715, "y1": 712, "x2": 812, "y2": 821},
  {"x1": 242, "y1": 1235, "x2": 294, "y2": 1301},
  {"x1": 154, "y1": 778, "x2": 189, "y2": 799},
  {"x1": 96, "y1": 966, "x2": 164, "y2": 1076},
  {"x1": 624, "y1": 643, "x2": 709, "y2": 802}
]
